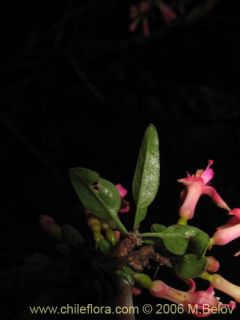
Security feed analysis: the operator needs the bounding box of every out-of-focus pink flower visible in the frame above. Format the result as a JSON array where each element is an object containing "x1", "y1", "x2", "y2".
[
  {"x1": 139, "y1": 0, "x2": 151, "y2": 13},
  {"x1": 178, "y1": 160, "x2": 230, "y2": 223},
  {"x1": 115, "y1": 184, "x2": 130, "y2": 213},
  {"x1": 129, "y1": 1, "x2": 177, "y2": 36},
  {"x1": 129, "y1": 19, "x2": 139, "y2": 33},
  {"x1": 129, "y1": 1, "x2": 151, "y2": 37},
  {"x1": 158, "y1": 2, "x2": 177, "y2": 25},
  {"x1": 115, "y1": 184, "x2": 128, "y2": 198},
  {"x1": 149, "y1": 280, "x2": 232, "y2": 317}
]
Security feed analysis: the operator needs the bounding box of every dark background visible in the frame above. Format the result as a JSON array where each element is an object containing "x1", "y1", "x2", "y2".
[{"x1": 1, "y1": 0, "x2": 240, "y2": 319}]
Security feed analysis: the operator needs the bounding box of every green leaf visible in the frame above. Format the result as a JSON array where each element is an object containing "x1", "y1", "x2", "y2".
[
  {"x1": 141, "y1": 224, "x2": 196, "y2": 255},
  {"x1": 162, "y1": 225, "x2": 189, "y2": 255},
  {"x1": 173, "y1": 254, "x2": 207, "y2": 279},
  {"x1": 161, "y1": 225, "x2": 195, "y2": 256},
  {"x1": 162, "y1": 225, "x2": 209, "y2": 257},
  {"x1": 69, "y1": 168, "x2": 127, "y2": 234},
  {"x1": 163, "y1": 237, "x2": 188, "y2": 255},
  {"x1": 188, "y1": 228, "x2": 210, "y2": 258},
  {"x1": 134, "y1": 208, "x2": 147, "y2": 229},
  {"x1": 132, "y1": 124, "x2": 160, "y2": 229},
  {"x1": 151, "y1": 223, "x2": 166, "y2": 232},
  {"x1": 141, "y1": 224, "x2": 210, "y2": 257}
]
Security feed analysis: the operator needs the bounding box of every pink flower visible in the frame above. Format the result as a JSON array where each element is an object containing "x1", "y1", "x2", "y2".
[
  {"x1": 129, "y1": 1, "x2": 151, "y2": 37},
  {"x1": 203, "y1": 273, "x2": 240, "y2": 304},
  {"x1": 158, "y1": 2, "x2": 177, "y2": 25},
  {"x1": 178, "y1": 160, "x2": 230, "y2": 223},
  {"x1": 149, "y1": 280, "x2": 232, "y2": 317},
  {"x1": 229, "y1": 207, "x2": 240, "y2": 218},
  {"x1": 115, "y1": 184, "x2": 130, "y2": 213},
  {"x1": 211, "y1": 209, "x2": 240, "y2": 246}
]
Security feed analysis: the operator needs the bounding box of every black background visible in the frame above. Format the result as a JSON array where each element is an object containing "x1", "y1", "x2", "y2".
[{"x1": 1, "y1": 0, "x2": 240, "y2": 319}]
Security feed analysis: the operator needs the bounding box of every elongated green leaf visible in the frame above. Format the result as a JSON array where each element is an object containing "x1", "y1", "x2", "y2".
[
  {"x1": 173, "y1": 254, "x2": 207, "y2": 279},
  {"x1": 132, "y1": 124, "x2": 160, "y2": 229},
  {"x1": 134, "y1": 207, "x2": 147, "y2": 229},
  {"x1": 69, "y1": 167, "x2": 127, "y2": 234}
]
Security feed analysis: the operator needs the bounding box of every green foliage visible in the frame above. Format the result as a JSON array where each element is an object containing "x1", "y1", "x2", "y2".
[
  {"x1": 188, "y1": 228, "x2": 210, "y2": 258},
  {"x1": 132, "y1": 124, "x2": 160, "y2": 230},
  {"x1": 69, "y1": 168, "x2": 127, "y2": 234},
  {"x1": 173, "y1": 254, "x2": 207, "y2": 279},
  {"x1": 67, "y1": 124, "x2": 213, "y2": 288},
  {"x1": 141, "y1": 224, "x2": 210, "y2": 257},
  {"x1": 161, "y1": 225, "x2": 191, "y2": 256}
]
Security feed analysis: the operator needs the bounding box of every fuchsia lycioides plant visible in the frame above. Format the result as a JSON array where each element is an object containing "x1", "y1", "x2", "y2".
[{"x1": 40, "y1": 124, "x2": 240, "y2": 318}]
